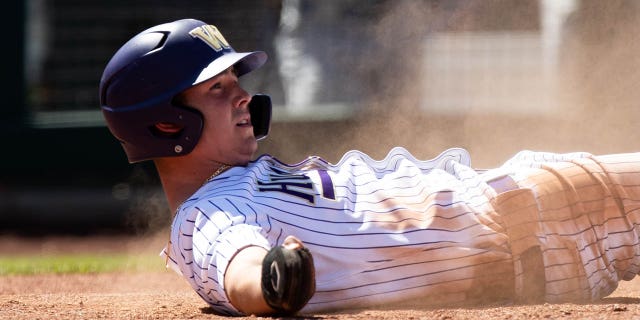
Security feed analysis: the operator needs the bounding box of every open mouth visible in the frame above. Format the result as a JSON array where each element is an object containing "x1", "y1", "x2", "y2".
[{"x1": 237, "y1": 118, "x2": 252, "y2": 127}]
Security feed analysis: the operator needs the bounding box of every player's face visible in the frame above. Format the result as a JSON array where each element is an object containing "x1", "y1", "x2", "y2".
[{"x1": 180, "y1": 67, "x2": 257, "y2": 165}]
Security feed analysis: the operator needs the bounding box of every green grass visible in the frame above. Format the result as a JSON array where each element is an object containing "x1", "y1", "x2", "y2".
[{"x1": 0, "y1": 254, "x2": 165, "y2": 275}]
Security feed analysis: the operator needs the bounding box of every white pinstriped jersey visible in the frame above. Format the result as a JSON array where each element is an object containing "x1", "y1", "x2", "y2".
[{"x1": 161, "y1": 147, "x2": 640, "y2": 315}]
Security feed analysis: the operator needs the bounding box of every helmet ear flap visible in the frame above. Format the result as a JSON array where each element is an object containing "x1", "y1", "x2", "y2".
[
  {"x1": 249, "y1": 94, "x2": 272, "y2": 140},
  {"x1": 103, "y1": 101, "x2": 204, "y2": 163}
]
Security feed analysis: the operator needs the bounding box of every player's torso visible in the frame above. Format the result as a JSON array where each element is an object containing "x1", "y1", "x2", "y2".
[
  {"x1": 184, "y1": 147, "x2": 477, "y2": 242},
  {"x1": 177, "y1": 148, "x2": 511, "y2": 310}
]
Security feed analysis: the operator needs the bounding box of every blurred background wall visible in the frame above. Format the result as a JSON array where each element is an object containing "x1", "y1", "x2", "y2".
[{"x1": 3, "y1": 0, "x2": 640, "y2": 234}]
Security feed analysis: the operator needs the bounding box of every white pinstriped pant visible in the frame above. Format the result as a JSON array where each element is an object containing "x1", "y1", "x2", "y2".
[{"x1": 490, "y1": 153, "x2": 640, "y2": 302}]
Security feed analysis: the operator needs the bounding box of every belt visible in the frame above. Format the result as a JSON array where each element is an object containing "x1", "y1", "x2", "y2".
[
  {"x1": 518, "y1": 246, "x2": 546, "y2": 303},
  {"x1": 486, "y1": 174, "x2": 519, "y2": 193},
  {"x1": 487, "y1": 174, "x2": 546, "y2": 302}
]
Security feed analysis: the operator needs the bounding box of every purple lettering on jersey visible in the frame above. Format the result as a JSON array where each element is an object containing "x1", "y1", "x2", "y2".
[
  {"x1": 318, "y1": 170, "x2": 336, "y2": 200},
  {"x1": 257, "y1": 173, "x2": 315, "y2": 203}
]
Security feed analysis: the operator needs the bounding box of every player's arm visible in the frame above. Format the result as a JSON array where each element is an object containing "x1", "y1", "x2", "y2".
[
  {"x1": 224, "y1": 236, "x2": 316, "y2": 316},
  {"x1": 224, "y1": 246, "x2": 271, "y2": 315}
]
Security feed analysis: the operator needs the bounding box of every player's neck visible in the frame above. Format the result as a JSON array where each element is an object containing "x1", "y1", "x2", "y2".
[{"x1": 154, "y1": 157, "x2": 229, "y2": 213}]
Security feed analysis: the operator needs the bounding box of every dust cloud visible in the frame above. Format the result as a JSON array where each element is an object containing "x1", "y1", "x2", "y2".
[
  {"x1": 115, "y1": 0, "x2": 640, "y2": 237},
  {"x1": 260, "y1": 0, "x2": 640, "y2": 168}
]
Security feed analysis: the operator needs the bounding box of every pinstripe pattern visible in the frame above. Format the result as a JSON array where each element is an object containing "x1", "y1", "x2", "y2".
[
  {"x1": 498, "y1": 151, "x2": 640, "y2": 302},
  {"x1": 160, "y1": 148, "x2": 640, "y2": 315}
]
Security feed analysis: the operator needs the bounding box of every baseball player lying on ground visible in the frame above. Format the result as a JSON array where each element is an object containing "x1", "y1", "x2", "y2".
[{"x1": 99, "y1": 18, "x2": 640, "y2": 316}]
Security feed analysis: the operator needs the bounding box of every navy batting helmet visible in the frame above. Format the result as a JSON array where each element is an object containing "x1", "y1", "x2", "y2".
[{"x1": 99, "y1": 18, "x2": 269, "y2": 163}]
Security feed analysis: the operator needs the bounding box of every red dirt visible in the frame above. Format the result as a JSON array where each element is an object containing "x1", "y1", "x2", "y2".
[{"x1": 2, "y1": 233, "x2": 640, "y2": 319}]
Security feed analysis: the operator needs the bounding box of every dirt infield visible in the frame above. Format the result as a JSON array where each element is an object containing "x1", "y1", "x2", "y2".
[{"x1": 2, "y1": 234, "x2": 640, "y2": 319}]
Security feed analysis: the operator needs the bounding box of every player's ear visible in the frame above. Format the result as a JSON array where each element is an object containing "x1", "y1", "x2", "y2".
[
  {"x1": 151, "y1": 122, "x2": 185, "y2": 138},
  {"x1": 283, "y1": 235, "x2": 304, "y2": 250}
]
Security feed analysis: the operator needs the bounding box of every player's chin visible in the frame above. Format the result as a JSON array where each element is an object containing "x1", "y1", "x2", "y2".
[{"x1": 234, "y1": 138, "x2": 258, "y2": 164}]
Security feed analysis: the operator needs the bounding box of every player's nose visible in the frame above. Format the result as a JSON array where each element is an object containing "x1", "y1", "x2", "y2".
[{"x1": 233, "y1": 86, "x2": 251, "y2": 109}]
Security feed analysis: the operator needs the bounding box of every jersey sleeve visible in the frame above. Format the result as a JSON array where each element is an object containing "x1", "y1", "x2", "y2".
[
  {"x1": 213, "y1": 223, "x2": 271, "y2": 292},
  {"x1": 203, "y1": 223, "x2": 271, "y2": 315},
  {"x1": 169, "y1": 202, "x2": 271, "y2": 316}
]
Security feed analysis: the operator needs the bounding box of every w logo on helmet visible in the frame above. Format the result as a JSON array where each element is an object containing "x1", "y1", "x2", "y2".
[{"x1": 189, "y1": 25, "x2": 231, "y2": 51}]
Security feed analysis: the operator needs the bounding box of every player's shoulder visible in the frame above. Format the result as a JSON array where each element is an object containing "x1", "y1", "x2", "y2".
[
  {"x1": 322, "y1": 147, "x2": 471, "y2": 175},
  {"x1": 436, "y1": 147, "x2": 471, "y2": 166},
  {"x1": 385, "y1": 146, "x2": 471, "y2": 170}
]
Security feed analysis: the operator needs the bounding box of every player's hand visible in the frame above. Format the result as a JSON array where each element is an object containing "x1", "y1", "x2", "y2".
[{"x1": 261, "y1": 236, "x2": 316, "y2": 315}]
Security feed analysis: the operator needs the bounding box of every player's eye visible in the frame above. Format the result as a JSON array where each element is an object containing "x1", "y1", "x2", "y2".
[{"x1": 209, "y1": 82, "x2": 222, "y2": 91}]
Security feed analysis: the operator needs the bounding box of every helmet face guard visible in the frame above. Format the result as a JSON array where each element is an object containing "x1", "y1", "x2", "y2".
[
  {"x1": 99, "y1": 19, "x2": 268, "y2": 163},
  {"x1": 249, "y1": 94, "x2": 272, "y2": 140}
]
